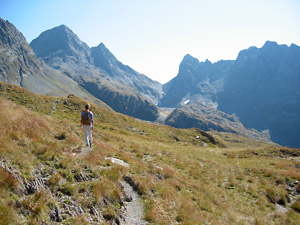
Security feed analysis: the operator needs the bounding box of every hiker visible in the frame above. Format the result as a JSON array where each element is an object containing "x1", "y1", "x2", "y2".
[{"x1": 81, "y1": 104, "x2": 94, "y2": 147}]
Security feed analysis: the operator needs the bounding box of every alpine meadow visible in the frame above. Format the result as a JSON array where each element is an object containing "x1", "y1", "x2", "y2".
[{"x1": 1, "y1": 2, "x2": 300, "y2": 224}]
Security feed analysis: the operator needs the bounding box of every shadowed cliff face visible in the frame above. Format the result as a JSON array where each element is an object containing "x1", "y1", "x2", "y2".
[
  {"x1": 218, "y1": 41, "x2": 300, "y2": 147},
  {"x1": 158, "y1": 54, "x2": 233, "y2": 108},
  {"x1": 30, "y1": 25, "x2": 162, "y2": 121},
  {"x1": 80, "y1": 81, "x2": 159, "y2": 121},
  {"x1": 160, "y1": 42, "x2": 300, "y2": 147}
]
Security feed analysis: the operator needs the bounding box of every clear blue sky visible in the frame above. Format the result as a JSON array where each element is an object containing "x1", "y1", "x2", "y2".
[{"x1": 1, "y1": 0, "x2": 300, "y2": 83}]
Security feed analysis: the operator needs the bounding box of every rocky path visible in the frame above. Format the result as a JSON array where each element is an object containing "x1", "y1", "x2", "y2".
[
  {"x1": 3, "y1": 145, "x2": 148, "y2": 224},
  {"x1": 119, "y1": 178, "x2": 148, "y2": 225},
  {"x1": 105, "y1": 157, "x2": 147, "y2": 224},
  {"x1": 50, "y1": 100, "x2": 58, "y2": 115},
  {"x1": 74, "y1": 150, "x2": 147, "y2": 224}
]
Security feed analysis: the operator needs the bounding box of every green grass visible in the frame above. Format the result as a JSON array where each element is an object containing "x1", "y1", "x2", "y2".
[{"x1": 0, "y1": 81, "x2": 300, "y2": 224}]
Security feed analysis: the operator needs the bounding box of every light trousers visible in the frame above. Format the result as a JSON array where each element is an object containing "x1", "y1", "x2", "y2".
[{"x1": 83, "y1": 125, "x2": 93, "y2": 146}]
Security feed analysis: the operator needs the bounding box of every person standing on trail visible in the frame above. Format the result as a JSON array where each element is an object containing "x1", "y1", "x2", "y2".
[{"x1": 81, "y1": 104, "x2": 94, "y2": 147}]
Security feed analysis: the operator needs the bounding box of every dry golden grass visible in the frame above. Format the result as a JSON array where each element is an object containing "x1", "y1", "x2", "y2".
[{"x1": 0, "y1": 82, "x2": 300, "y2": 224}]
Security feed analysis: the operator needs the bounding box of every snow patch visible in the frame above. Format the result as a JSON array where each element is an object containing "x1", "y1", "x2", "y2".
[{"x1": 184, "y1": 100, "x2": 190, "y2": 105}]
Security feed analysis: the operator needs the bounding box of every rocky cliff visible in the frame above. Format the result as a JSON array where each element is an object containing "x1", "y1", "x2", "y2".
[
  {"x1": 159, "y1": 54, "x2": 233, "y2": 108},
  {"x1": 30, "y1": 25, "x2": 161, "y2": 121},
  {"x1": 0, "y1": 18, "x2": 111, "y2": 110},
  {"x1": 160, "y1": 42, "x2": 300, "y2": 147},
  {"x1": 218, "y1": 41, "x2": 300, "y2": 147}
]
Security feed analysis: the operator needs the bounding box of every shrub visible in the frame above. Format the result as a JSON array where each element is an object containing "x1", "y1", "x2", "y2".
[
  {"x1": 92, "y1": 178, "x2": 121, "y2": 203},
  {"x1": 0, "y1": 200, "x2": 17, "y2": 225},
  {"x1": 22, "y1": 188, "x2": 52, "y2": 218},
  {"x1": 291, "y1": 198, "x2": 300, "y2": 213},
  {"x1": 0, "y1": 167, "x2": 21, "y2": 191},
  {"x1": 59, "y1": 182, "x2": 76, "y2": 196},
  {"x1": 47, "y1": 172, "x2": 63, "y2": 189}
]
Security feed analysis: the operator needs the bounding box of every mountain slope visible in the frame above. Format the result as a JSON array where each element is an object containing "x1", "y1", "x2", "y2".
[
  {"x1": 159, "y1": 54, "x2": 233, "y2": 108},
  {"x1": 218, "y1": 41, "x2": 300, "y2": 147},
  {"x1": 91, "y1": 43, "x2": 162, "y2": 103},
  {"x1": 1, "y1": 82, "x2": 300, "y2": 224},
  {"x1": 165, "y1": 103, "x2": 271, "y2": 143},
  {"x1": 0, "y1": 18, "x2": 111, "y2": 111},
  {"x1": 30, "y1": 25, "x2": 161, "y2": 121},
  {"x1": 159, "y1": 42, "x2": 300, "y2": 147}
]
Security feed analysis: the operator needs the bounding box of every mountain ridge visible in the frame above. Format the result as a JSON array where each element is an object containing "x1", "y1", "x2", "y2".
[
  {"x1": 30, "y1": 24, "x2": 162, "y2": 121},
  {"x1": 2, "y1": 17, "x2": 299, "y2": 147},
  {"x1": 0, "y1": 18, "x2": 111, "y2": 111},
  {"x1": 160, "y1": 41, "x2": 300, "y2": 147}
]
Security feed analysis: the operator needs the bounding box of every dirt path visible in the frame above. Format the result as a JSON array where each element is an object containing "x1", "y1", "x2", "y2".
[
  {"x1": 50, "y1": 100, "x2": 58, "y2": 115},
  {"x1": 73, "y1": 149, "x2": 147, "y2": 224},
  {"x1": 119, "y1": 179, "x2": 148, "y2": 225}
]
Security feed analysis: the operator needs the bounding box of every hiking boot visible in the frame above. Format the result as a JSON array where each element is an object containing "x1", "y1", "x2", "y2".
[{"x1": 89, "y1": 141, "x2": 92, "y2": 147}]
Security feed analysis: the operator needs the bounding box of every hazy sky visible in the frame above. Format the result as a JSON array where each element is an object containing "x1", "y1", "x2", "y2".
[{"x1": 1, "y1": 0, "x2": 300, "y2": 83}]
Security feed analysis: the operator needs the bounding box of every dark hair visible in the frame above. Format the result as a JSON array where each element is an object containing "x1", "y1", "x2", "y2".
[{"x1": 85, "y1": 104, "x2": 90, "y2": 109}]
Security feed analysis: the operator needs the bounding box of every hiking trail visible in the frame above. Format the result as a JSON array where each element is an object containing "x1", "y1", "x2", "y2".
[
  {"x1": 73, "y1": 148, "x2": 147, "y2": 224},
  {"x1": 119, "y1": 178, "x2": 148, "y2": 225},
  {"x1": 50, "y1": 100, "x2": 58, "y2": 115}
]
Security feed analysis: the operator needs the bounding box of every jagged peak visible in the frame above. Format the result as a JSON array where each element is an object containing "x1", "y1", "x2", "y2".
[
  {"x1": 202, "y1": 59, "x2": 212, "y2": 65},
  {"x1": 33, "y1": 24, "x2": 77, "y2": 42},
  {"x1": 0, "y1": 17, "x2": 27, "y2": 46},
  {"x1": 290, "y1": 42, "x2": 299, "y2": 47},
  {"x1": 183, "y1": 53, "x2": 196, "y2": 60},
  {"x1": 0, "y1": 17, "x2": 12, "y2": 26},
  {"x1": 262, "y1": 40, "x2": 290, "y2": 51},
  {"x1": 290, "y1": 43, "x2": 300, "y2": 50},
  {"x1": 181, "y1": 54, "x2": 199, "y2": 65},
  {"x1": 92, "y1": 42, "x2": 117, "y2": 61},
  {"x1": 236, "y1": 46, "x2": 258, "y2": 60},
  {"x1": 97, "y1": 42, "x2": 106, "y2": 48},
  {"x1": 56, "y1": 24, "x2": 70, "y2": 30},
  {"x1": 262, "y1": 40, "x2": 278, "y2": 48},
  {"x1": 93, "y1": 42, "x2": 112, "y2": 54},
  {"x1": 30, "y1": 24, "x2": 92, "y2": 61}
]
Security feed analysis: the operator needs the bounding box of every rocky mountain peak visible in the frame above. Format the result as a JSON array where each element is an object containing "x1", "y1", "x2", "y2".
[
  {"x1": 262, "y1": 40, "x2": 279, "y2": 48},
  {"x1": 91, "y1": 42, "x2": 118, "y2": 71},
  {"x1": 0, "y1": 18, "x2": 28, "y2": 49},
  {"x1": 181, "y1": 54, "x2": 199, "y2": 65},
  {"x1": 178, "y1": 54, "x2": 200, "y2": 77},
  {"x1": 30, "y1": 25, "x2": 92, "y2": 64},
  {"x1": 0, "y1": 17, "x2": 41, "y2": 86},
  {"x1": 236, "y1": 46, "x2": 258, "y2": 62},
  {"x1": 290, "y1": 43, "x2": 300, "y2": 49}
]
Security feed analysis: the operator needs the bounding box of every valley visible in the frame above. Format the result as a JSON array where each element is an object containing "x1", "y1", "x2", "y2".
[{"x1": 1, "y1": 17, "x2": 299, "y2": 148}]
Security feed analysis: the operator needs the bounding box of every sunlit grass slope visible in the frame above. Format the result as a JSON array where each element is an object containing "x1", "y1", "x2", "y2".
[{"x1": 0, "y1": 81, "x2": 299, "y2": 225}]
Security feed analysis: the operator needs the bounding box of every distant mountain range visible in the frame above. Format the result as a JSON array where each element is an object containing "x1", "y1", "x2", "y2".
[
  {"x1": 1, "y1": 17, "x2": 299, "y2": 147},
  {"x1": 159, "y1": 42, "x2": 300, "y2": 147}
]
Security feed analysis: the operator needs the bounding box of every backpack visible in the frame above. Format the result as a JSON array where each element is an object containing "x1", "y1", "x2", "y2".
[{"x1": 82, "y1": 111, "x2": 92, "y2": 125}]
